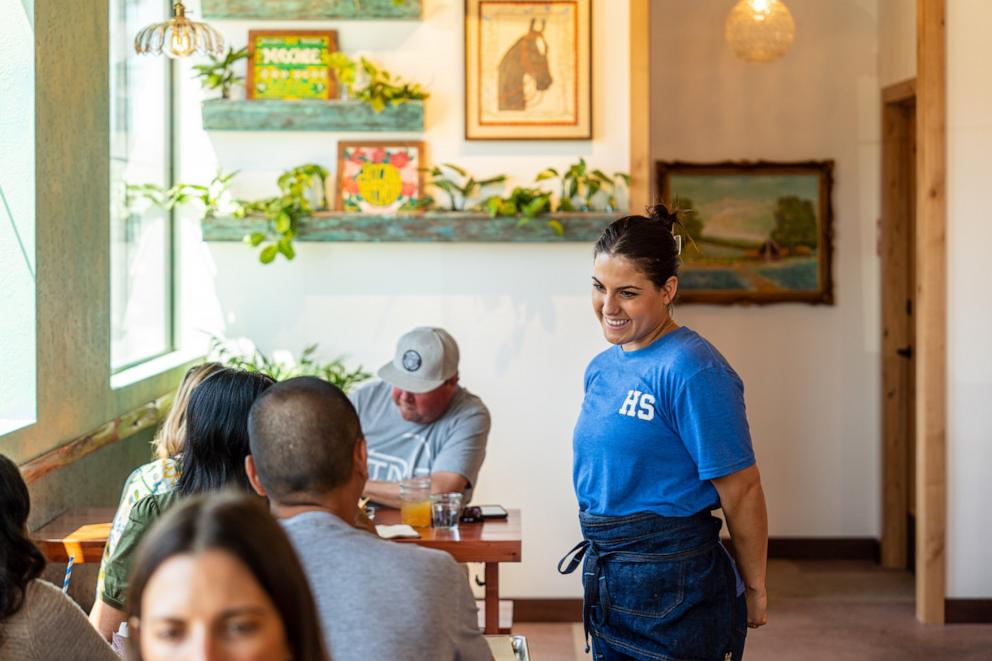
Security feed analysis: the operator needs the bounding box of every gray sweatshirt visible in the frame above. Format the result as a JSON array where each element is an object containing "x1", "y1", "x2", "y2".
[{"x1": 281, "y1": 510, "x2": 492, "y2": 661}]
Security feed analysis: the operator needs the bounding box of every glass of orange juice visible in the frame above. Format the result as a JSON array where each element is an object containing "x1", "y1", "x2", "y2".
[{"x1": 400, "y1": 474, "x2": 432, "y2": 528}]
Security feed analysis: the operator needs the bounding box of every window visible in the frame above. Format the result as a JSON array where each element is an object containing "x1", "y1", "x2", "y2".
[
  {"x1": 0, "y1": 0, "x2": 37, "y2": 433},
  {"x1": 110, "y1": 0, "x2": 175, "y2": 372}
]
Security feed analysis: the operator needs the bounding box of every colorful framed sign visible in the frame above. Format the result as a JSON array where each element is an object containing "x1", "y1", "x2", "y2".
[
  {"x1": 336, "y1": 141, "x2": 425, "y2": 213},
  {"x1": 247, "y1": 30, "x2": 338, "y2": 100},
  {"x1": 658, "y1": 160, "x2": 835, "y2": 305},
  {"x1": 465, "y1": 0, "x2": 592, "y2": 140}
]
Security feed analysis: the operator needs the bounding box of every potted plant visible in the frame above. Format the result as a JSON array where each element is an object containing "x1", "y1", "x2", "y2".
[{"x1": 192, "y1": 46, "x2": 249, "y2": 100}]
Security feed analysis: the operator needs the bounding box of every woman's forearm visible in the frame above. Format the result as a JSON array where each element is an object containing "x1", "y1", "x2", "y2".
[
  {"x1": 712, "y1": 463, "x2": 769, "y2": 628},
  {"x1": 723, "y1": 478, "x2": 768, "y2": 591}
]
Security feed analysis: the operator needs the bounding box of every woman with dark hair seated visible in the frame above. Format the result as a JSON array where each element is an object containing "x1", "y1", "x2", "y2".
[
  {"x1": 92, "y1": 367, "x2": 275, "y2": 640},
  {"x1": 93, "y1": 362, "x2": 224, "y2": 609},
  {"x1": 126, "y1": 492, "x2": 328, "y2": 661},
  {"x1": 0, "y1": 454, "x2": 117, "y2": 660}
]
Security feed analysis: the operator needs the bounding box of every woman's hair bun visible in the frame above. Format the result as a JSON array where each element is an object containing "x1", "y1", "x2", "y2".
[{"x1": 647, "y1": 201, "x2": 680, "y2": 233}]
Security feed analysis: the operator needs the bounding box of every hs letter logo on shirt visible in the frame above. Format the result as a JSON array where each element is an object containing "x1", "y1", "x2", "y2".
[{"x1": 618, "y1": 390, "x2": 655, "y2": 421}]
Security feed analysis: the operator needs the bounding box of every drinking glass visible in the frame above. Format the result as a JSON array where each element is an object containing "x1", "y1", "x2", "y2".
[
  {"x1": 400, "y1": 475, "x2": 432, "y2": 527},
  {"x1": 430, "y1": 492, "x2": 463, "y2": 529}
]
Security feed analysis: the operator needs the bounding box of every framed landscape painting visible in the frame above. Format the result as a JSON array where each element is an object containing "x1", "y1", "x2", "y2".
[
  {"x1": 247, "y1": 30, "x2": 338, "y2": 100},
  {"x1": 336, "y1": 141, "x2": 424, "y2": 213},
  {"x1": 465, "y1": 0, "x2": 591, "y2": 140},
  {"x1": 657, "y1": 160, "x2": 835, "y2": 305}
]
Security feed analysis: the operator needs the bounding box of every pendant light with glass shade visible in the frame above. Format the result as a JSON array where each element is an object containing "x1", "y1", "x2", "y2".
[
  {"x1": 725, "y1": 0, "x2": 796, "y2": 63},
  {"x1": 134, "y1": 1, "x2": 225, "y2": 59}
]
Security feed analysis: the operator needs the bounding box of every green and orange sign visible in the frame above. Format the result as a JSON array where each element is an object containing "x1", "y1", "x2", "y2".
[{"x1": 247, "y1": 30, "x2": 338, "y2": 100}]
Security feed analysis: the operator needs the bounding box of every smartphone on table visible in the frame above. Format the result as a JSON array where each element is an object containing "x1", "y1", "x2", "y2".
[{"x1": 477, "y1": 504, "x2": 508, "y2": 519}]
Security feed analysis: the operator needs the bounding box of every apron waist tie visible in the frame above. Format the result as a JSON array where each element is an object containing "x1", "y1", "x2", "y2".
[{"x1": 558, "y1": 540, "x2": 598, "y2": 653}]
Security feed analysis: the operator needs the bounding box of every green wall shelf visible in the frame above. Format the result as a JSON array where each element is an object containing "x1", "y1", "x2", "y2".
[
  {"x1": 201, "y1": 211, "x2": 622, "y2": 243},
  {"x1": 201, "y1": 99, "x2": 424, "y2": 132},
  {"x1": 201, "y1": 0, "x2": 422, "y2": 19}
]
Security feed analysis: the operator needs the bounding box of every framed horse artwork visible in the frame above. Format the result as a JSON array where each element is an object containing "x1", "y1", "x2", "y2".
[{"x1": 465, "y1": 0, "x2": 592, "y2": 140}]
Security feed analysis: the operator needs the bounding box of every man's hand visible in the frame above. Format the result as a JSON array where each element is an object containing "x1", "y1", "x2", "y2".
[
  {"x1": 745, "y1": 586, "x2": 768, "y2": 628},
  {"x1": 353, "y1": 507, "x2": 377, "y2": 534}
]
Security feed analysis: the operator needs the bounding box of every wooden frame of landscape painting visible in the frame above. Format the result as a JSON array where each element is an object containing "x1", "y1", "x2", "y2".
[
  {"x1": 465, "y1": 0, "x2": 592, "y2": 140},
  {"x1": 657, "y1": 160, "x2": 835, "y2": 305}
]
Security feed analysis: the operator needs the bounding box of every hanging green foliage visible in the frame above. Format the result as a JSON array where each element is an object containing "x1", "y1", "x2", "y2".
[
  {"x1": 328, "y1": 53, "x2": 429, "y2": 113},
  {"x1": 235, "y1": 164, "x2": 329, "y2": 264}
]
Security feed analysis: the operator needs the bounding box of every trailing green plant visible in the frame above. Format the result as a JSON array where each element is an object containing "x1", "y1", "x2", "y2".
[
  {"x1": 328, "y1": 53, "x2": 429, "y2": 113},
  {"x1": 423, "y1": 163, "x2": 506, "y2": 211},
  {"x1": 482, "y1": 186, "x2": 563, "y2": 236},
  {"x1": 208, "y1": 336, "x2": 371, "y2": 393},
  {"x1": 192, "y1": 46, "x2": 249, "y2": 100},
  {"x1": 536, "y1": 159, "x2": 631, "y2": 212},
  {"x1": 235, "y1": 164, "x2": 329, "y2": 264},
  {"x1": 126, "y1": 170, "x2": 238, "y2": 219}
]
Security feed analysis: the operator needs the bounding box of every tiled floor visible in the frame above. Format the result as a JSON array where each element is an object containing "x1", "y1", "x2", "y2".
[{"x1": 514, "y1": 560, "x2": 992, "y2": 660}]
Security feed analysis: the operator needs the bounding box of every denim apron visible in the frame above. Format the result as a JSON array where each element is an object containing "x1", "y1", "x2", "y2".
[{"x1": 558, "y1": 510, "x2": 747, "y2": 661}]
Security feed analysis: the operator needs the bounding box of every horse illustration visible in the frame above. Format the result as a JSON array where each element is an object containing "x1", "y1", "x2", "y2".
[{"x1": 498, "y1": 18, "x2": 553, "y2": 111}]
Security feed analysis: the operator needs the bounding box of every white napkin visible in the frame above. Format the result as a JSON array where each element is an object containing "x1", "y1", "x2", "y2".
[{"x1": 376, "y1": 524, "x2": 421, "y2": 539}]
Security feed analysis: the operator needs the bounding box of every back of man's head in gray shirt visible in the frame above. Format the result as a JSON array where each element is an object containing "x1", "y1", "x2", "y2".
[
  {"x1": 247, "y1": 376, "x2": 364, "y2": 504},
  {"x1": 245, "y1": 377, "x2": 492, "y2": 661}
]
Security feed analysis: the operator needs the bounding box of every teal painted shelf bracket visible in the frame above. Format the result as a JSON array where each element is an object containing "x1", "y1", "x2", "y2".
[
  {"x1": 201, "y1": 211, "x2": 622, "y2": 243},
  {"x1": 201, "y1": 0, "x2": 422, "y2": 19},
  {"x1": 201, "y1": 99, "x2": 424, "y2": 132}
]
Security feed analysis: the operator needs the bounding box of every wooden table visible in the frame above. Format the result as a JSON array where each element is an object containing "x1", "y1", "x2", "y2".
[
  {"x1": 33, "y1": 507, "x2": 522, "y2": 634},
  {"x1": 32, "y1": 507, "x2": 115, "y2": 564},
  {"x1": 375, "y1": 508, "x2": 522, "y2": 634}
]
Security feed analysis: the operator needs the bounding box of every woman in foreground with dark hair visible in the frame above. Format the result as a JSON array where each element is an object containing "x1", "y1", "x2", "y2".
[
  {"x1": 126, "y1": 492, "x2": 328, "y2": 660},
  {"x1": 559, "y1": 203, "x2": 768, "y2": 660},
  {"x1": 93, "y1": 367, "x2": 275, "y2": 640},
  {"x1": 0, "y1": 454, "x2": 116, "y2": 660}
]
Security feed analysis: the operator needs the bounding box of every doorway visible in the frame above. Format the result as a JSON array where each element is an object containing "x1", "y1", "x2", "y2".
[{"x1": 880, "y1": 80, "x2": 917, "y2": 574}]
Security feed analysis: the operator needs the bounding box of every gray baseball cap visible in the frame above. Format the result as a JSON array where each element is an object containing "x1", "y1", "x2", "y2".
[{"x1": 377, "y1": 327, "x2": 460, "y2": 394}]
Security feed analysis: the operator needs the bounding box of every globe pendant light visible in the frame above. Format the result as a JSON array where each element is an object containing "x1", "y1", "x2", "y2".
[
  {"x1": 725, "y1": 0, "x2": 796, "y2": 63},
  {"x1": 134, "y1": 1, "x2": 225, "y2": 59}
]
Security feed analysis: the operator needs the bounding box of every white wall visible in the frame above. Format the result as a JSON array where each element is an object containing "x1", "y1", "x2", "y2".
[
  {"x1": 0, "y1": 0, "x2": 36, "y2": 431},
  {"x1": 946, "y1": 0, "x2": 992, "y2": 600},
  {"x1": 878, "y1": 0, "x2": 915, "y2": 88},
  {"x1": 177, "y1": 0, "x2": 630, "y2": 598},
  {"x1": 650, "y1": 0, "x2": 882, "y2": 537}
]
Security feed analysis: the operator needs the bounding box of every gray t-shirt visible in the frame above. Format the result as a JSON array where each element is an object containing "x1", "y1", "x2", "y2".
[
  {"x1": 351, "y1": 380, "x2": 490, "y2": 502},
  {"x1": 281, "y1": 511, "x2": 491, "y2": 661}
]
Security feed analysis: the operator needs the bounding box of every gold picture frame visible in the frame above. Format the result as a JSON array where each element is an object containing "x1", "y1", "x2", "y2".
[
  {"x1": 465, "y1": 0, "x2": 592, "y2": 140},
  {"x1": 658, "y1": 160, "x2": 835, "y2": 306}
]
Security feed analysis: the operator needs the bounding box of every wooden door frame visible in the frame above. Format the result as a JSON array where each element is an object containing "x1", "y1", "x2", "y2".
[
  {"x1": 880, "y1": 78, "x2": 916, "y2": 572},
  {"x1": 880, "y1": 0, "x2": 945, "y2": 626},
  {"x1": 629, "y1": 0, "x2": 651, "y2": 211},
  {"x1": 914, "y1": 0, "x2": 946, "y2": 625}
]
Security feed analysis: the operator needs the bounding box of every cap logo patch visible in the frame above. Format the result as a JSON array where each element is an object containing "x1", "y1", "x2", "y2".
[{"x1": 402, "y1": 350, "x2": 422, "y2": 372}]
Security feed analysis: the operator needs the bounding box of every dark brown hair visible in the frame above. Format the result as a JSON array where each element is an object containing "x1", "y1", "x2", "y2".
[
  {"x1": 0, "y1": 454, "x2": 45, "y2": 622},
  {"x1": 593, "y1": 202, "x2": 683, "y2": 289},
  {"x1": 177, "y1": 367, "x2": 275, "y2": 497},
  {"x1": 248, "y1": 376, "x2": 361, "y2": 502},
  {"x1": 126, "y1": 492, "x2": 328, "y2": 661}
]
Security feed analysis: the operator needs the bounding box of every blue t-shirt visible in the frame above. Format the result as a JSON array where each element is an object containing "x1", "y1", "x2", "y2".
[{"x1": 573, "y1": 326, "x2": 755, "y2": 517}]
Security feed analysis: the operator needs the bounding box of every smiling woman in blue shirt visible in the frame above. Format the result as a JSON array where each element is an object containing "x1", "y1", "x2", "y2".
[{"x1": 559, "y1": 203, "x2": 769, "y2": 661}]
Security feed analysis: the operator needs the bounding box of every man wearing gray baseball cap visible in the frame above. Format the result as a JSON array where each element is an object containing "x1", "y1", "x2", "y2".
[{"x1": 349, "y1": 327, "x2": 491, "y2": 507}]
